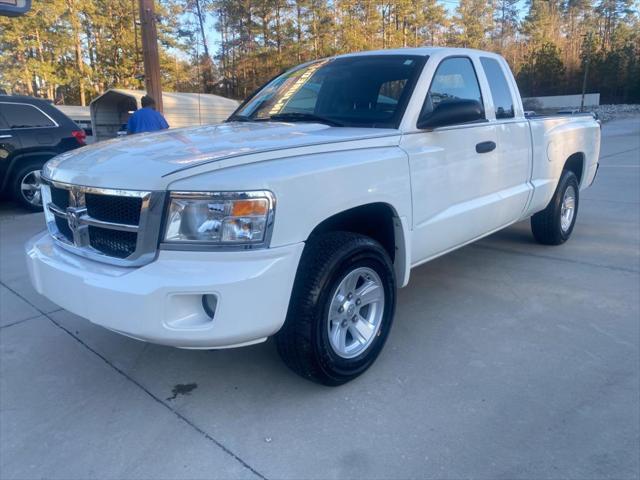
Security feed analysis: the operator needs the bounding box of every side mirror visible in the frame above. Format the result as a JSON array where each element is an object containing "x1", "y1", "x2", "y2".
[{"x1": 417, "y1": 99, "x2": 484, "y2": 130}]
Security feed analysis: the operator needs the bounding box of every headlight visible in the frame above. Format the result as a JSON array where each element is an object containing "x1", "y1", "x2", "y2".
[{"x1": 163, "y1": 191, "x2": 275, "y2": 248}]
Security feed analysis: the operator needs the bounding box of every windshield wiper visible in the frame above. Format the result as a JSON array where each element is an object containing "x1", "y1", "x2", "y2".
[
  {"x1": 226, "y1": 114, "x2": 254, "y2": 123},
  {"x1": 269, "y1": 112, "x2": 344, "y2": 127}
]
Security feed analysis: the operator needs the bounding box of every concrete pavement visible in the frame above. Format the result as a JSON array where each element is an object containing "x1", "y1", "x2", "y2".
[{"x1": 1, "y1": 117, "x2": 639, "y2": 479}]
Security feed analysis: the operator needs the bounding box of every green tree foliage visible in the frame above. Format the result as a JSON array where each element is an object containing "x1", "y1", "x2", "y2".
[
  {"x1": 1, "y1": 0, "x2": 638, "y2": 104},
  {"x1": 516, "y1": 0, "x2": 639, "y2": 101},
  {"x1": 452, "y1": 0, "x2": 494, "y2": 49},
  {"x1": 210, "y1": 0, "x2": 454, "y2": 99},
  {"x1": 518, "y1": 41, "x2": 566, "y2": 96},
  {"x1": 0, "y1": 0, "x2": 195, "y2": 104},
  {"x1": 494, "y1": 0, "x2": 519, "y2": 48}
]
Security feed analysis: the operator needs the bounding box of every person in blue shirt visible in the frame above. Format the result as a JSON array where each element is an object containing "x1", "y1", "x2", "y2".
[{"x1": 127, "y1": 95, "x2": 169, "y2": 134}]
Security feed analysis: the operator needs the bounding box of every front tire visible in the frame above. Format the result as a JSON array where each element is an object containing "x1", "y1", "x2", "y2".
[
  {"x1": 531, "y1": 169, "x2": 580, "y2": 245},
  {"x1": 276, "y1": 231, "x2": 396, "y2": 386}
]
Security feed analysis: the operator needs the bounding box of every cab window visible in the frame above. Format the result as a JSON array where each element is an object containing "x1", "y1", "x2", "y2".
[
  {"x1": 422, "y1": 57, "x2": 484, "y2": 117},
  {"x1": 480, "y1": 57, "x2": 515, "y2": 119},
  {"x1": 0, "y1": 103, "x2": 56, "y2": 129}
]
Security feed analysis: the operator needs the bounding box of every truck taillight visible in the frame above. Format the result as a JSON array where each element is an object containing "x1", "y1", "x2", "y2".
[{"x1": 71, "y1": 130, "x2": 86, "y2": 145}]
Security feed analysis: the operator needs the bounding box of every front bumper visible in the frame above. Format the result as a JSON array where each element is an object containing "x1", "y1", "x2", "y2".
[{"x1": 26, "y1": 232, "x2": 304, "y2": 348}]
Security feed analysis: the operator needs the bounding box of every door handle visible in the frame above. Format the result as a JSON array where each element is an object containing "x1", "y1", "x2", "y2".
[
  {"x1": 0, "y1": 134, "x2": 12, "y2": 139},
  {"x1": 476, "y1": 141, "x2": 496, "y2": 154}
]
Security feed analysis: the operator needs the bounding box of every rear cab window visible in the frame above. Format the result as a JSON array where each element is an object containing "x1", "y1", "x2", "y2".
[
  {"x1": 421, "y1": 57, "x2": 484, "y2": 119},
  {"x1": 0, "y1": 103, "x2": 57, "y2": 129},
  {"x1": 479, "y1": 57, "x2": 515, "y2": 119}
]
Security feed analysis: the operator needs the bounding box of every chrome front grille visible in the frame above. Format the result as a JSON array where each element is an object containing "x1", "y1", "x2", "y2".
[
  {"x1": 43, "y1": 180, "x2": 165, "y2": 266},
  {"x1": 84, "y1": 192, "x2": 143, "y2": 226},
  {"x1": 87, "y1": 226, "x2": 138, "y2": 258}
]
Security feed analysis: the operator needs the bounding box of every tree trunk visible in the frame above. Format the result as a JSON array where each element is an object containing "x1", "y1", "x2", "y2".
[
  {"x1": 220, "y1": 7, "x2": 229, "y2": 96},
  {"x1": 262, "y1": 13, "x2": 269, "y2": 48},
  {"x1": 403, "y1": 16, "x2": 407, "y2": 47},
  {"x1": 296, "y1": 2, "x2": 302, "y2": 62},
  {"x1": 194, "y1": 0, "x2": 210, "y2": 58},
  {"x1": 67, "y1": 0, "x2": 87, "y2": 105},
  {"x1": 15, "y1": 39, "x2": 34, "y2": 96},
  {"x1": 34, "y1": 28, "x2": 51, "y2": 99},
  {"x1": 275, "y1": 2, "x2": 282, "y2": 57},
  {"x1": 312, "y1": 10, "x2": 318, "y2": 57}
]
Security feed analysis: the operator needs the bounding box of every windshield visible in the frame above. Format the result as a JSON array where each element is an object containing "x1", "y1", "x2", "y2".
[{"x1": 230, "y1": 55, "x2": 427, "y2": 128}]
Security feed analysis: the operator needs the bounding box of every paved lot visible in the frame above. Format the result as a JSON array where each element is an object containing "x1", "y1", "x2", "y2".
[{"x1": 1, "y1": 117, "x2": 639, "y2": 480}]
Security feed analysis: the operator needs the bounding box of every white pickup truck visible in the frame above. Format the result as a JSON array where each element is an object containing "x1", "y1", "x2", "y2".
[{"x1": 26, "y1": 48, "x2": 600, "y2": 385}]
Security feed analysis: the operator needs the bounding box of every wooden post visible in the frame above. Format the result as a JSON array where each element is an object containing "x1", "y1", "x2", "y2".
[
  {"x1": 580, "y1": 58, "x2": 590, "y2": 113},
  {"x1": 580, "y1": 32, "x2": 592, "y2": 113},
  {"x1": 138, "y1": 0, "x2": 163, "y2": 112}
]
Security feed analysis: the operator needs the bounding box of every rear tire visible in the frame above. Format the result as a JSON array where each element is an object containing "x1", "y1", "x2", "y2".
[
  {"x1": 276, "y1": 231, "x2": 396, "y2": 386},
  {"x1": 12, "y1": 162, "x2": 45, "y2": 212},
  {"x1": 531, "y1": 170, "x2": 579, "y2": 245}
]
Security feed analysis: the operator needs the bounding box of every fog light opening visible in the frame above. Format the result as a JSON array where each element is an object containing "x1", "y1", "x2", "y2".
[{"x1": 202, "y1": 294, "x2": 217, "y2": 319}]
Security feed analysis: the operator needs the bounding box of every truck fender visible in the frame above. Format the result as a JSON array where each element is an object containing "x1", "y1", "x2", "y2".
[{"x1": 305, "y1": 202, "x2": 412, "y2": 289}]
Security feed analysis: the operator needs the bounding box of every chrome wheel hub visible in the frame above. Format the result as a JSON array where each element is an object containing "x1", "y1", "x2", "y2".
[
  {"x1": 20, "y1": 169, "x2": 42, "y2": 207},
  {"x1": 327, "y1": 266, "x2": 385, "y2": 359},
  {"x1": 560, "y1": 185, "x2": 576, "y2": 232}
]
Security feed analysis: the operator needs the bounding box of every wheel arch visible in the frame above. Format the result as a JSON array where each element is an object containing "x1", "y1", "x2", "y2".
[
  {"x1": 1, "y1": 151, "x2": 56, "y2": 191},
  {"x1": 307, "y1": 202, "x2": 410, "y2": 287},
  {"x1": 563, "y1": 152, "x2": 585, "y2": 187}
]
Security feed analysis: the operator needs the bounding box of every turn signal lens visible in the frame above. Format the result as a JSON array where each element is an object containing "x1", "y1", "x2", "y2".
[{"x1": 231, "y1": 199, "x2": 268, "y2": 217}]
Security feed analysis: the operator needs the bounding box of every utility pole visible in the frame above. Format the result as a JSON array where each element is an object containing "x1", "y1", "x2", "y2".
[
  {"x1": 580, "y1": 58, "x2": 590, "y2": 112},
  {"x1": 580, "y1": 32, "x2": 592, "y2": 113},
  {"x1": 132, "y1": 0, "x2": 141, "y2": 79},
  {"x1": 138, "y1": 0, "x2": 163, "y2": 112}
]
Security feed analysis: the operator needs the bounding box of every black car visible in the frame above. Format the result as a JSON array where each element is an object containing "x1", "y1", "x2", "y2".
[{"x1": 0, "y1": 95, "x2": 86, "y2": 210}]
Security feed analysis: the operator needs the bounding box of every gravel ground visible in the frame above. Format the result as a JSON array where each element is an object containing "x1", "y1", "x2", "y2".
[{"x1": 593, "y1": 104, "x2": 640, "y2": 122}]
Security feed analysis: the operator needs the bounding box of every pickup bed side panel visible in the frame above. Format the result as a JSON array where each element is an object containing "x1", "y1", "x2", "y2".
[
  {"x1": 524, "y1": 116, "x2": 601, "y2": 217},
  {"x1": 168, "y1": 146, "x2": 414, "y2": 285}
]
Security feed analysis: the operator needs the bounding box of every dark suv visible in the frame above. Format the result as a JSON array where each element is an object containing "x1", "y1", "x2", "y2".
[{"x1": 0, "y1": 95, "x2": 86, "y2": 210}]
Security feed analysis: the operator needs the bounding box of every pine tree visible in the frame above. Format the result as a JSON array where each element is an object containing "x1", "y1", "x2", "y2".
[
  {"x1": 453, "y1": 0, "x2": 494, "y2": 49},
  {"x1": 422, "y1": 0, "x2": 448, "y2": 46},
  {"x1": 518, "y1": 41, "x2": 566, "y2": 96},
  {"x1": 494, "y1": 0, "x2": 519, "y2": 49}
]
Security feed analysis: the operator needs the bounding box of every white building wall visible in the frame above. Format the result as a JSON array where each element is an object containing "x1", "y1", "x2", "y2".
[
  {"x1": 523, "y1": 93, "x2": 600, "y2": 109},
  {"x1": 89, "y1": 90, "x2": 240, "y2": 141}
]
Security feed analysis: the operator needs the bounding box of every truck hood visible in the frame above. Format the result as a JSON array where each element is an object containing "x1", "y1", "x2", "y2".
[{"x1": 44, "y1": 122, "x2": 401, "y2": 190}]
